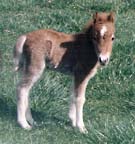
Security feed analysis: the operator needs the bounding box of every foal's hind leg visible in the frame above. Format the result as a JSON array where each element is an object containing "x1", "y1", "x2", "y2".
[
  {"x1": 25, "y1": 97, "x2": 34, "y2": 126},
  {"x1": 17, "y1": 63, "x2": 45, "y2": 129},
  {"x1": 17, "y1": 82, "x2": 32, "y2": 130}
]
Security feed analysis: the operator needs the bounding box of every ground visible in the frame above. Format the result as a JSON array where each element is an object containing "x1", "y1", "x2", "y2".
[{"x1": 0, "y1": 0, "x2": 135, "y2": 143}]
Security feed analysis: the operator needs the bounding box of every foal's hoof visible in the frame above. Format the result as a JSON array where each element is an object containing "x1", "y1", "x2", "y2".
[
  {"x1": 18, "y1": 121, "x2": 32, "y2": 130},
  {"x1": 24, "y1": 125, "x2": 32, "y2": 130},
  {"x1": 79, "y1": 126, "x2": 88, "y2": 134},
  {"x1": 20, "y1": 124, "x2": 32, "y2": 130}
]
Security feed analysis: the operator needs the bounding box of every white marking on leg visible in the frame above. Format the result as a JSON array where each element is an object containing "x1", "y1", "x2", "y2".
[
  {"x1": 17, "y1": 87, "x2": 32, "y2": 130},
  {"x1": 69, "y1": 80, "x2": 76, "y2": 127},
  {"x1": 25, "y1": 64, "x2": 45, "y2": 125},
  {"x1": 26, "y1": 103, "x2": 34, "y2": 126},
  {"x1": 74, "y1": 66, "x2": 98, "y2": 133},
  {"x1": 69, "y1": 103, "x2": 76, "y2": 127},
  {"x1": 69, "y1": 93, "x2": 76, "y2": 127},
  {"x1": 75, "y1": 83, "x2": 88, "y2": 133},
  {"x1": 17, "y1": 63, "x2": 45, "y2": 129},
  {"x1": 76, "y1": 96, "x2": 87, "y2": 133},
  {"x1": 100, "y1": 25, "x2": 107, "y2": 36}
]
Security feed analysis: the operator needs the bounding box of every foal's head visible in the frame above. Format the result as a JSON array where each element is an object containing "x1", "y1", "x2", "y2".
[
  {"x1": 93, "y1": 12, "x2": 115, "y2": 66},
  {"x1": 85, "y1": 12, "x2": 115, "y2": 66}
]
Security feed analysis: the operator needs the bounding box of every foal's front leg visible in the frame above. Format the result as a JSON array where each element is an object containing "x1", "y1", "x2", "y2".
[
  {"x1": 69, "y1": 65, "x2": 98, "y2": 133},
  {"x1": 69, "y1": 90, "x2": 76, "y2": 127},
  {"x1": 69, "y1": 75, "x2": 89, "y2": 133},
  {"x1": 75, "y1": 80, "x2": 88, "y2": 134}
]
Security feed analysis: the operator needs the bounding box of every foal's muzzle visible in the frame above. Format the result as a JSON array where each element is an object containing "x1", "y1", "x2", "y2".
[{"x1": 98, "y1": 54, "x2": 109, "y2": 66}]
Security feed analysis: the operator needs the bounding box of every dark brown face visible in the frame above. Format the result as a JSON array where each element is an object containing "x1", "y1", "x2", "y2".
[{"x1": 93, "y1": 12, "x2": 115, "y2": 66}]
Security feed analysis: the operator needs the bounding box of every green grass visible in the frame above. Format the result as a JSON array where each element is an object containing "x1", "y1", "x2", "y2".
[{"x1": 0, "y1": 0, "x2": 135, "y2": 143}]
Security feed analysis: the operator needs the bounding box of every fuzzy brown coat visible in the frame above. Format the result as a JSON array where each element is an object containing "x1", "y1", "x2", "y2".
[{"x1": 14, "y1": 12, "x2": 115, "y2": 133}]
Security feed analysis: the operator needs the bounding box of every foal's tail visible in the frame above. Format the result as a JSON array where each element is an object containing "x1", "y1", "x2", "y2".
[{"x1": 13, "y1": 35, "x2": 26, "y2": 71}]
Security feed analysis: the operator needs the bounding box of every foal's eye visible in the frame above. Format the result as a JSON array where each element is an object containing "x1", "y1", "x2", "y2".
[
  {"x1": 112, "y1": 37, "x2": 115, "y2": 41},
  {"x1": 112, "y1": 34, "x2": 115, "y2": 41}
]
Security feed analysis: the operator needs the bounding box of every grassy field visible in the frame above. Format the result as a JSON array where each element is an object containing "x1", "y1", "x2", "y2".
[{"x1": 0, "y1": 0, "x2": 135, "y2": 143}]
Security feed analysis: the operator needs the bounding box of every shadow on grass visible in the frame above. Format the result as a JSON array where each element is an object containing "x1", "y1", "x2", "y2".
[
  {"x1": 0, "y1": 97, "x2": 16, "y2": 122},
  {"x1": 32, "y1": 109, "x2": 71, "y2": 129},
  {"x1": 0, "y1": 97, "x2": 71, "y2": 130}
]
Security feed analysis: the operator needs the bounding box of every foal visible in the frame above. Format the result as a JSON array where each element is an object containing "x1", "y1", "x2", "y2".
[{"x1": 14, "y1": 12, "x2": 115, "y2": 133}]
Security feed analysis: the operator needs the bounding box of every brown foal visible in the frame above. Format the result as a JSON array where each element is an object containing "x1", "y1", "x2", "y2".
[{"x1": 14, "y1": 12, "x2": 115, "y2": 133}]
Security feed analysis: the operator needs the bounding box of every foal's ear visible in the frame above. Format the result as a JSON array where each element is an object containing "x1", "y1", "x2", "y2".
[
  {"x1": 93, "y1": 12, "x2": 98, "y2": 23},
  {"x1": 108, "y1": 12, "x2": 115, "y2": 22}
]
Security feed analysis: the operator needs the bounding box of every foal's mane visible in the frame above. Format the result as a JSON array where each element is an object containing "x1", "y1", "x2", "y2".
[{"x1": 82, "y1": 20, "x2": 94, "y2": 34}]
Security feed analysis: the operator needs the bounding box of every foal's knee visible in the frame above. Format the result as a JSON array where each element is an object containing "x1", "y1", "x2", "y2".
[
  {"x1": 75, "y1": 96, "x2": 85, "y2": 106},
  {"x1": 16, "y1": 83, "x2": 29, "y2": 99}
]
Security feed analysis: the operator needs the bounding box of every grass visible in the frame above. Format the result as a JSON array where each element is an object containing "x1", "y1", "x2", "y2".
[{"x1": 0, "y1": 0, "x2": 135, "y2": 143}]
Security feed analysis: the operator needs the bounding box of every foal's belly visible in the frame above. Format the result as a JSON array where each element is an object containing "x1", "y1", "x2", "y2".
[{"x1": 46, "y1": 59, "x2": 75, "y2": 75}]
